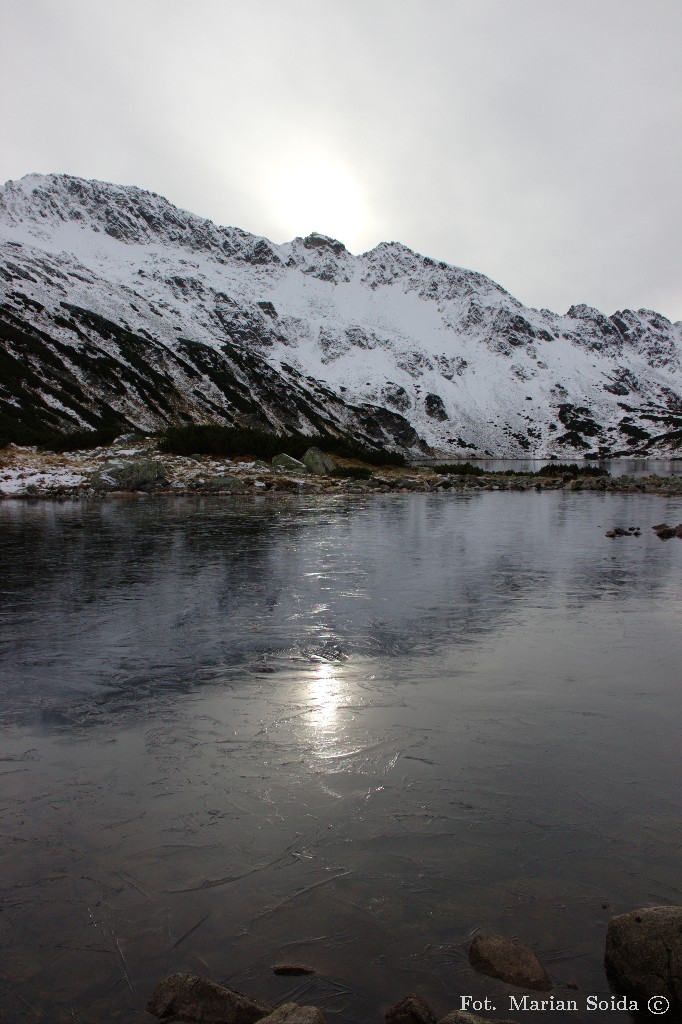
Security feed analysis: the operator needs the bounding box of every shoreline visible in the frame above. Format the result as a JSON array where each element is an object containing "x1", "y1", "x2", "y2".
[{"x1": 2, "y1": 439, "x2": 682, "y2": 500}]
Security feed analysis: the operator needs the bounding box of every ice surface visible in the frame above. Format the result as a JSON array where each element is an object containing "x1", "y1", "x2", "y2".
[{"x1": 1, "y1": 492, "x2": 682, "y2": 1021}]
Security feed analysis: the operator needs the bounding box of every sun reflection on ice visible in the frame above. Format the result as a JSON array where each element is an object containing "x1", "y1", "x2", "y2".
[{"x1": 307, "y1": 660, "x2": 344, "y2": 735}]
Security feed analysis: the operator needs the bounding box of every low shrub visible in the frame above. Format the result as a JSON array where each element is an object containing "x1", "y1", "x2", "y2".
[
  {"x1": 0, "y1": 419, "x2": 127, "y2": 451},
  {"x1": 535, "y1": 462, "x2": 610, "y2": 478},
  {"x1": 332, "y1": 466, "x2": 373, "y2": 480},
  {"x1": 47, "y1": 424, "x2": 128, "y2": 452},
  {"x1": 157, "y1": 424, "x2": 406, "y2": 467}
]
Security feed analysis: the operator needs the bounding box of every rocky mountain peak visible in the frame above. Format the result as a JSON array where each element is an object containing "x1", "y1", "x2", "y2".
[{"x1": 1, "y1": 172, "x2": 681, "y2": 457}]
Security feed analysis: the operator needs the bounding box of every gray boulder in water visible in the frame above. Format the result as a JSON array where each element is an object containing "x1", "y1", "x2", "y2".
[
  {"x1": 605, "y1": 906, "x2": 682, "y2": 1004},
  {"x1": 259, "y1": 1004, "x2": 326, "y2": 1024},
  {"x1": 147, "y1": 973, "x2": 272, "y2": 1023},
  {"x1": 302, "y1": 447, "x2": 340, "y2": 475},
  {"x1": 90, "y1": 459, "x2": 168, "y2": 491},
  {"x1": 469, "y1": 933, "x2": 551, "y2": 991}
]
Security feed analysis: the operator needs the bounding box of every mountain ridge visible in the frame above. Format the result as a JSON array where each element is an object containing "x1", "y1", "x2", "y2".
[{"x1": 1, "y1": 172, "x2": 681, "y2": 456}]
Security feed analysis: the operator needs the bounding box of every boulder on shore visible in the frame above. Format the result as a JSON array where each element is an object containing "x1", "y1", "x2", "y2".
[
  {"x1": 90, "y1": 458, "x2": 167, "y2": 491},
  {"x1": 272, "y1": 454, "x2": 307, "y2": 473},
  {"x1": 302, "y1": 447, "x2": 340, "y2": 475},
  {"x1": 605, "y1": 906, "x2": 682, "y2": 1004},
  {"x1": 147, "y1": 973, "x2": 272, "y2": 1023},
  {"x1": 469, "y1": 934, "x2": 551, "y2": 991}
]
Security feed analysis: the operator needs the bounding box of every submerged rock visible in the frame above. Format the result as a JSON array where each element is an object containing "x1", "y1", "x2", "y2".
[
  {"x1": 469, "y1": 934, "x2": 551, "y2": 991},
  {"x1": 652, "y1": 522, "x2": 681, "y2": 539},
  {"x1": 147, "y1": 973, "x2": 272, "y2": 1023},
  {"x1": 272, "y1": 964, "x2": 316, "y2": 975},
  {"x1": 385, "y1": 993, "x2": 438, "y2": 1024},
  {"x1": 605, "y1": 906, "x2": 682, "y2": 1004}
]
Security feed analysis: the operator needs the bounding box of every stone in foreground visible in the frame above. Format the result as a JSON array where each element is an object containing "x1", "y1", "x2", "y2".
[
  {"x1": 469, "y1": 934, "x2": 551, "y2": 991},
  {"x1": 259, "y1": 1003, "x2": 325, "y2": 1024},
  {"x1": 302, "y1": 447, "x2": 339, "y2": 475},
  {"x1": 147, "y1": 973, "x2": 272, "y2": 1023},
  {"x1": 605, "y1": 906, "x2": 682, "y2": 1004},
  {"x1": 385, "y1": 993, "x2": 438, "y2": 1024},
  {"x1": 439, "y1": 1012, "x2": 519, "y2": 1024}
]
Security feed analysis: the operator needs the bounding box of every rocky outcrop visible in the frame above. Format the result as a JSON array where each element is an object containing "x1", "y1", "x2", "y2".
[
  {"x1": 147, "y1": 973, "x2": 272, "y2": 1023},
  {"x1": 469, "y1": 934, "x2": 551, "y2": 991},
  {"x1": 271, "y1": 965, "x2": 315, "y2": 976},
  {"x1": 605, "y1": 906, "x2": 682, "y2": 1004},
  {"x1": 424, "y1": 393, "x2": 448, "y2": 421}
]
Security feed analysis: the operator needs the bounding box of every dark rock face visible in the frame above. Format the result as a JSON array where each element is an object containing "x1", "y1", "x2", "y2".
[
  {"x1": 0, "y1": 302, "x2": 419, "y2": 451},
  {"x1": 469, "y1": 934, "x2": 552, "y2": 991},
  {"x1": 257, "y1": 300, "x2": 277, "y2": 318},
  {"x1": 493, "y1": 309, "x2": 536, "y2": 348},
  {"x1": 383, "y1": 384, "x2": 411, "y2": 412},
  {"x1": 385, "y1": 993, "x2": 438, "y2": 1024},
  {"x1": 605, "y1": 906, "x2": 682, "y2": 1004},
  {"x1": 357, "y1": 405, "x2": 425, "y2": 450},
  {"x1": 147, "y1": 973, "x2": 272, "y2": 1023},
  {"x1": 302, "y1": 232, "x2": 347, "y2": 256},
  {"x1": 424, "y1": 393, "x2": 448, "y2": 421},
  {"x1": 611, "y1": 309, "x2": 679, "y2": 368}
]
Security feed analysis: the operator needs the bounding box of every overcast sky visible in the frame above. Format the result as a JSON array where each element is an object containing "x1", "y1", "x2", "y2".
[{"x1": 3, "y1": 0, "x2": 681, "y2": 320}]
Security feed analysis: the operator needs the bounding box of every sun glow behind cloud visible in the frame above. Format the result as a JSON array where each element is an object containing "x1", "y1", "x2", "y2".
[{"x1": 265, "y1": 156, "x2": 373, "y2": 251}]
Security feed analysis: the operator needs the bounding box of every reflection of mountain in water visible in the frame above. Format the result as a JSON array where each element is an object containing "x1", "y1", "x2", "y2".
[{"x1": 1, "y1": 493, "x2": 681, "y2": 721}]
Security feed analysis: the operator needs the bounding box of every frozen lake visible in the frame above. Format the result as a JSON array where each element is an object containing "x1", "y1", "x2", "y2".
[
  {"x1": 1, "y1": 492, "x2": 682, "y2": 1023},
  {"x1": 412, "y1": 457, "x2": 682, "y2": 479}
]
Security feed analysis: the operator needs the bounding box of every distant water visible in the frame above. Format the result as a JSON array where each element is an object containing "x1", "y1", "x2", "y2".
[
  {"x1": 1, "y1": 493, "x2": 682, "y2": 1023},
  {"x1": 413, "y1": 457, "x2": 682, "y2": 479}
]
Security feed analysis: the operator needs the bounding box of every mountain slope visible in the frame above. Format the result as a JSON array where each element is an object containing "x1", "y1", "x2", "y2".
[{"x1": 2, "y1": 172, "x2": 681, "y2": 456}]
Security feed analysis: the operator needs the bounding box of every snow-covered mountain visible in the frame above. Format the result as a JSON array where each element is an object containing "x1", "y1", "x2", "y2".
[{"x1": 2, "y1": 172, "x2": 681, "y2": 456}]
